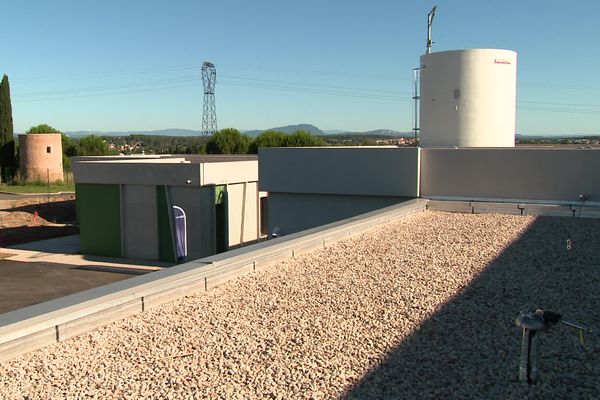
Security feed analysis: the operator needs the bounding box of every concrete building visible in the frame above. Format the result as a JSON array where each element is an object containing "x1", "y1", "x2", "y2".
[
  {"x1": 18, "y1": 133, "x2": 64, "y2": 182},
  {"x1": 259, "y1": 147, "x2": 419, "y2": 236},
  {"x1": 72, "y1": 155, "x2": 265, "y2": 262}
]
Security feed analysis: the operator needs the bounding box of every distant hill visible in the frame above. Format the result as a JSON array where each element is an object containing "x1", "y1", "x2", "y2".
[
  {"x1": 244, "y1": 124, "x2": 324, "y2": 137},
  {"x1": 65, "y1": 125, "x2": 417, "y2": 138},
  {"x1": 243, "y1": 125, "x2": 412, "y2": 137}
]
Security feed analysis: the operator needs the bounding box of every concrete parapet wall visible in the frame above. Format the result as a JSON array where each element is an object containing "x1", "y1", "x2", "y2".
[
  {"x1": 259, "y1": 147, "x2": 420, "y2": 197},
  {"x1": 427, "y1": 200, "x2": 600, "y2": 218},
  {"x1": 421, "y1": 148, "x2": 600, "y2": 203},
  {"x1": 0, "y1": 199, "x2": 427, "y2": 362},
  {"x1": 266, "y1": 193, "x2": 411, "y2": 236},
  {"x1": 18, "y1": 133, "x2": 64, "y2": 182}
]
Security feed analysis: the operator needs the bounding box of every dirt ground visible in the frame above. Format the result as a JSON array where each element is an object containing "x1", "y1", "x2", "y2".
[{"x1": 0, "y1": 194, "x2": 77, "y2": 248}]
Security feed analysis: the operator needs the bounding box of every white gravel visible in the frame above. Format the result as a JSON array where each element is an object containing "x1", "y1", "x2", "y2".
[{"x1": 1, "y1": 211, "x2": 599, "y2": 399}]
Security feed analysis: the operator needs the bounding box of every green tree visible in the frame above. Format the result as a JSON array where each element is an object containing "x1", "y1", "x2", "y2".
[
  {"x1": 206, "y1": 128, "x2": 251, "y2": 154},
  {"x1": 61, "y1": 134, "x2": 78, "y2": 171},
  {"x1": 283, "y1": 130, "x2": 327, "y2": 147},
  {"x1": 26, "y1": 124, "x2": 61, "y2": 134},
  {"x1": 78, "y1": 135, "x2": 109, "y2": 156},
  {"x1": 0, "y1": 74, "x2": 16, "y2": 179},
  {"x1": 249, "y1": 131, "x2": 287, "y2": 153}
]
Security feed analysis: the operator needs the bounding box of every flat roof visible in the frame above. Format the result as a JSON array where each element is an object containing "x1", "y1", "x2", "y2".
[
  {"x1": 1, "y1": 210, "x2": 598, "y2": 398},
  {"x1": 73, "y1": 154, "x2": 258, "y2": 164},
  {"x1": 172, "y1": 154, "x2": 258, "y2": 163}
]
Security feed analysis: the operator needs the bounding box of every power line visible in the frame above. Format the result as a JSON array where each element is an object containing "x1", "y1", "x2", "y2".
[
  {"x1": 10, "y1": 69, "x2": 600, "y2": 116},
  {"x1": 219, "y1": 74, "x2": 410, "y2": 95},
  {"x1": 518, "y1": 100, "x2": 600, "y2": 109},
  {"x1": 517, "y1": 106, "x2": 600, "y2": 115},
  {"x1": 12, "y1": 74, "x2": 412, "y2": 103},
  {"x1": 219, "y1": 80, "x2": 411, "y2": 101},
  {"x1": 14, "y1": 76, "x2": 199, "y2": 98},
  {"x1": 11, "y1": 65, "x2": 200, "y2": 84},
  {"x1": 10, "y1": 61, "x2": 600, "y2": 92},
  {"x1": 13, "y1": 83, "x2": 203, "y2": 103},
  {"x1": 519, "y1": 81, "x2": 600, "y2": 92}
]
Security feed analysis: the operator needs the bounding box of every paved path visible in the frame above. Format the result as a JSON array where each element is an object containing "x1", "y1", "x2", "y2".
[
  {"x1": 0, "y1": 259, "x2": 135, "y2": 315},
  {"x1": 0, "y1": 235, "x2": 172, "y2": 315},
  {"x1": 2, "y1": 235, "x2": 171, "y2": 273}
]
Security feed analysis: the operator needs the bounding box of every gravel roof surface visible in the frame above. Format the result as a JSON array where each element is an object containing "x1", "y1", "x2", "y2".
[{"x1": 1, "y1": 211, "x2": 599, "y2": 399}]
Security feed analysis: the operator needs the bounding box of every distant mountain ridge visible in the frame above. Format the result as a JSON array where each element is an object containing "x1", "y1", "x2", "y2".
[
  {"x1": 65, "y1": 125, "x2": 409, "y2": 138},
  {"x1": 244, "y1": 125, "x2": 411, "y2": 137},
  {"x1": 243, "y1": 124, "x2": 324, "y2": 137}
]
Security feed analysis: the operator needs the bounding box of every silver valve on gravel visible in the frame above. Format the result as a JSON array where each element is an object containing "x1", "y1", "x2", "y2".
[{"x1": 515, "y1": 309, "x2": 592, "y2": 385}]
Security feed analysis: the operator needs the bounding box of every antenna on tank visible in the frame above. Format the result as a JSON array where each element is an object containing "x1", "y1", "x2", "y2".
[{"x1": 426, "y1": 6, "x2": 437, "y2": 54}]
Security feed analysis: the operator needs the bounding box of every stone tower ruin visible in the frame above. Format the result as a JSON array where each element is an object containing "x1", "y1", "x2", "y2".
[{"x1": 18, "y1": 133, "x2": 64, "y2": 182}]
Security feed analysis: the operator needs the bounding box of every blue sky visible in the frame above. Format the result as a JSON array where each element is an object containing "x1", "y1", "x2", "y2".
[{"x1": 2, "y1": 0, "x2": 600, "y2": 135}]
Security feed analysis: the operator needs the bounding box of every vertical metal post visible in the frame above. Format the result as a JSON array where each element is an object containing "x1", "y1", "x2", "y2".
[
  {"x1": 412, "y1": 68, "x2": 420, "y2": 141},
  {"x1": 516, "y1": 309, "x2": 565, "y2": 384},
  {"x1": 47, "y1": 168, "x2": 50, "y2": 203},
  {"x1": 519, "y1": 328, "x2": 540, "y2": 384},
  {"x1": 516, "y1": 312, "x2": 546, "y2": 384},
  {"x1": 426, "y1": 6, "x2": 437, "y2": 54}
]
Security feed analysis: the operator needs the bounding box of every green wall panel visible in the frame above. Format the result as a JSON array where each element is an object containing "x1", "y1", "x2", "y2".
[
  {"x1": 215, "y1": 185, "x2": 228, "y2": 254},
  {"x1": 157, "y1": 186, "x2": 176, "y2": 263},
  {"x1": 76, "y1": 183, "x2": 122, "y2": 257}
]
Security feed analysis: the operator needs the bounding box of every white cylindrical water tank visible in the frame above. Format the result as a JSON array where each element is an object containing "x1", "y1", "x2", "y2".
[{"x1": 419, "y1": 49, "x2": 517, "y2": 147}]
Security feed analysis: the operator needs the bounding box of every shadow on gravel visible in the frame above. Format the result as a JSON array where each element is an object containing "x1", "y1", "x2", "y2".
[{"x1": 342, "y1": 216, "x2": 600, "y2": 399}]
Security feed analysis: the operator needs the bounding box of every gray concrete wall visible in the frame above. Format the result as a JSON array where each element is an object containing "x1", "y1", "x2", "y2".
[
  {"x1": 201, "y1": 161, "x2": 258, "y2": 185},
  {"x1": 267, "y1": 193, "x2": 410, "y2": 236},
  {"x1": 421, "y1": 148, "x2": 600, "y2": 203},
  {"x1": 227, "y1": 182, "x2": 260, "y2": 247},
  {"x1": 259, "y1": 147, "x2": 420, "y2": 197},
  {"x1": 168, "y1": 186, "x2": 216, "y2": 260},
  {"x1": 121, "y1": 185, "x2": 158, "y2": 260}
]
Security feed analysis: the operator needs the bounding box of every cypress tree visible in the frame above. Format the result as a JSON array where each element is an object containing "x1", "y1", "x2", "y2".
[{"x1": 0, "y1": 74, "x2": 16, "y2": 179}]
